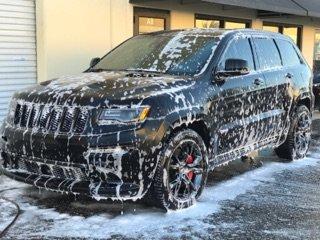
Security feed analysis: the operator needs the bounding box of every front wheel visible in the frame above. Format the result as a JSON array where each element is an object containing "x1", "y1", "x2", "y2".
[
  {"x1": 275, "y1": 105, "x2": 312, "y2": 161},
  {"x1": 149, "y1": 129, "x2": 209, "y2": 210}
]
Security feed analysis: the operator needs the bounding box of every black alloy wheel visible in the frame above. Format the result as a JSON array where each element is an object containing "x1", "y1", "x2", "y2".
[{"x1": 149, "y1": 129, "x2": 208, "y2": 210}]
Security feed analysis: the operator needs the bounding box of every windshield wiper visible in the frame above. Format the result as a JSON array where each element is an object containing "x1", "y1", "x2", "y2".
[
  {"x1": 87, "y1": 68, "x2": 163, "y2": 74},
  {"x1": 123, "y1": 69, "x2": 162, "y2": 74}
]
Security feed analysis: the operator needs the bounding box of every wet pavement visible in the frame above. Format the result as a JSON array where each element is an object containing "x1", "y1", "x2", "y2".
[{"x1": 0, "y1": 113, "x2": 320, "y2": 240}]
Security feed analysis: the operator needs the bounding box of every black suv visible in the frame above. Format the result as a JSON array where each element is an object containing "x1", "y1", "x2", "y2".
[{"x1": 0, "y1": 29, "x2": 314, "y2": 210}]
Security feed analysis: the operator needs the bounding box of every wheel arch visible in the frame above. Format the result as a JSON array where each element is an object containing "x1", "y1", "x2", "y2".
[
  {"x1": 297, "y1": 97, "x2": 312, "y2": 111},
  {"x1": 295, "y1": 92, "x2": 314, "y2": 112},
  {"x1": 165, "y1": 118, "x2": 211, "y2": 151}
]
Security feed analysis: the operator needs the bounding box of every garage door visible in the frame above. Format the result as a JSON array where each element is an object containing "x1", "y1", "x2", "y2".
[{"x1": 0, "y1": 0, "x2": 37, "y2": 122}]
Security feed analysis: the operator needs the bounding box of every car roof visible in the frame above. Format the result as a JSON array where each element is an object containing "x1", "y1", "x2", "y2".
[{"x1": 142, "y1": 28, "x2": 292, "y2": 42}]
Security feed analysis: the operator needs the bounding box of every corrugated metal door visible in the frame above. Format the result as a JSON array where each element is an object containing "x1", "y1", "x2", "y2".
[{"x1": 0, "y1": 0, "x2": 37, "y2": 122}]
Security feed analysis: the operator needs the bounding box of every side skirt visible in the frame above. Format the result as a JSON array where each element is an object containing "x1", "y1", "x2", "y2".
[{"x1": 209, "y1": 135, "x2": 280, "y2": 170}]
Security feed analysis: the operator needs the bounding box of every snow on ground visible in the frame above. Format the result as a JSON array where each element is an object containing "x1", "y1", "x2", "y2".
[
  {"x1": 0, "y1": 199, "x2": 16, "y2": 233},
  {"x1": 1, "y1": 154, "x2": 320, "y2": 239}
]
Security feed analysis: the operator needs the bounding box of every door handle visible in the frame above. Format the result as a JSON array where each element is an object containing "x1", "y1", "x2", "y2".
[
  {"x1": 254, "y1": 78, "x2": 264, "y2": 85},
  {"x1": 286, "y1": 73, "x2": 294, "y2": 79}
]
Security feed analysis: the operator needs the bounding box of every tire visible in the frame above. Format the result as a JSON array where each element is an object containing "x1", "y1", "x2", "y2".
[
  {"x1": 148, "y1": 129, "x2": 209, "y2": 210},
  {"x1": 275, "y1": 105, "x2": 312, "y2": 161}
]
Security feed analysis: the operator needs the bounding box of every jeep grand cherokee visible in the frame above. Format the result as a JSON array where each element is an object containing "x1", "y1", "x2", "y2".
[{"x1": 0, "y1": 29, "x2": 314, "y2": 210}]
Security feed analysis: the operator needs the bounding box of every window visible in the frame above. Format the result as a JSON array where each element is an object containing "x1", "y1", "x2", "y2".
[
  {"x1": 219, "y1": 38, "x2": 255, "y2": 71},
  {"x1": 134, "y1": 8, "x2": 170, "y2": 35},
  {"x1": 283, "y1": 27, "x2": 299, "y2": 45},
  {"x1": 276, "y1": 39, "x2": 301, "y2": 67},
  {"x1": 262, "y1": 25, "x2": 278, "y2": 33},
  {"x1": 195, "y1": 14, "x2": 250, "y2": 29},
  {"x1": 262, "y1": 23, "x2": 302, "y2": 48},
  {"x1": 225, "y1": 21, "x2": 247, "y2": 29},
  {"x1": 253, "y1": 38, "x2": 281, "y2": 70},
  {"x1": 314, "y1": 29, "x2": 320, "y2": 75},
  {"x1": 138, "y1": 17, "x2": 165, "y2": 34},
  {"x1": 196, "y1": 19, "x2": 220, "y2": 29}
]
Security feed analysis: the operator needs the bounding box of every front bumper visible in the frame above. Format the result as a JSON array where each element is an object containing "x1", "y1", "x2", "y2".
[
  {"x1": 0, "y1": 130, "x2": 165, "y2": 200},
  {"x1": 0, "y1": 111, "x2": 166, "y2": 200},
  {"x1": 0, "y1": 153, "x2": 142, "y2": 200},
  {"x1": 1, "y1": 168, "x2": 140, "y2": 200}
]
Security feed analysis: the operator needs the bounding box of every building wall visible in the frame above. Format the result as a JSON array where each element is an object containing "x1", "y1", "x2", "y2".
[
  {"x1": 302, "y1": 26, "x2": 316, "y2": 69},
  {"x1": 36, "y1": 0, "x2": 319, "y2": 81},
  {"x1": 171, "y1": 11, "x2": 194, "y2": 29},
  {"x1": 260, "y1": 16, "x2": 320, "y2": 68},
  {"x1": 36, "y1": 0, "x2": 133, "y2": 82}
]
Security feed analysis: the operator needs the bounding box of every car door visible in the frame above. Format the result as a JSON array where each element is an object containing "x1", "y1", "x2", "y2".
[
  {"x1": 275, "y1": 39, "x2": 304, "y2": 132},
  {"x1": 252, "y1": 37, "x2": 293, "y2": 140},
  {"x1": 213, "y1": 36, "x2": 267, "y2": 157}
]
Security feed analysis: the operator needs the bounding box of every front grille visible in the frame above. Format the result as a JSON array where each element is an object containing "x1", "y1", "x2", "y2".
[
  {"x1": 60, "y1": 108, "x2": 74, "y2": 132},
  {"x1": 19, "y1": 159, "x2": 87, "y2": 180},
  {"x1": 12, "y1": 101, "x2": 88, "y2": 134}
]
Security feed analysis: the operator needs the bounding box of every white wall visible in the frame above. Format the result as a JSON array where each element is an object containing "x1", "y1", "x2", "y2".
[{"x1": 36, "y1": 0, "x2": 133, "y2": 81}]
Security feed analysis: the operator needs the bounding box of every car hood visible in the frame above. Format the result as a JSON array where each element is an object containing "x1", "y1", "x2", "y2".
[{"x1": 13, "y1": 71, "x2": 195, "y2": 107}]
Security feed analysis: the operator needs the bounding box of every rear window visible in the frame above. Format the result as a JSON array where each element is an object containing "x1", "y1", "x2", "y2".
[
  {"x1": 276, "y1": 39, "x2": 301, "y2": 66},
  {"x1": 253, "y1": 38, "x2": 282, "y2": 70}
]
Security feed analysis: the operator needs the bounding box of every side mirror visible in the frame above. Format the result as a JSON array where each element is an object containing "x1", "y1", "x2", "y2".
[
  {"x1": 90, "y1": 57, "x2": 101, "y2": 68},
  {"x1": 215, "y1": 58, "x2": 250, "y2": 81}
]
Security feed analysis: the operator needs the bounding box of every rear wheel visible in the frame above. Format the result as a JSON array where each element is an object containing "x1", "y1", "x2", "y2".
[
  {"x1": 275, "y1": 105, "x2": 312, "y2": 161},
  {"x1": 149, "y1": 129, "x2": 208, "y2": 210}
]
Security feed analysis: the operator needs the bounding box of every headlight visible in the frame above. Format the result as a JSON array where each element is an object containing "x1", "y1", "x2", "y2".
[{"x1": 98, "y1": 106, "x2": 150, "y2": 124}]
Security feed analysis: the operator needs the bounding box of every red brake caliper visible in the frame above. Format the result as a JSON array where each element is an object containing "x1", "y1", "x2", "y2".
[{"x1": 186, "y1": 155, "x2": 195, "y2": 180}]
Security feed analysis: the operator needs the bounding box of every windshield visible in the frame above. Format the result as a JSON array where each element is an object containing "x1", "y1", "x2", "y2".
[{"x1": 93, "y1": 31, "x2": 223, "y2": 76}]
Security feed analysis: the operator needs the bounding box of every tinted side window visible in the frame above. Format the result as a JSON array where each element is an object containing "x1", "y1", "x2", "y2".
[
  {"x1": 254, "y1": 38, "x2": 281, "y2": 70},
  {"x1": 275, "y1": 39, "x2": 301, "y2": 66},
  {"x1": 220, "y1": 38, "x2": 255, "y2": 71}
]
